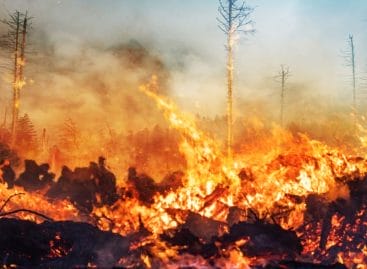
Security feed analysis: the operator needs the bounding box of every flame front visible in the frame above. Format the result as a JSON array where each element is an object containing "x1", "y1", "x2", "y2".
[
  {"x1": 1, "y1": 76, "x2": 366, "y2": 267},
  {"x1": 92, "y1": 76, "x2": 367, "y2": 267}
]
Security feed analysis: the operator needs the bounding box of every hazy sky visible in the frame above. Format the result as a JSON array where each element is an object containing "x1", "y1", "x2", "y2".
[{"x1": 1, "y1": 0, "x2": 367, "y2": 122}]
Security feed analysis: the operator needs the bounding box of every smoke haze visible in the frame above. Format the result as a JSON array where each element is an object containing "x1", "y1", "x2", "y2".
[{"x1": 0, "y1": 0, "x2": 367, "y2": 140}]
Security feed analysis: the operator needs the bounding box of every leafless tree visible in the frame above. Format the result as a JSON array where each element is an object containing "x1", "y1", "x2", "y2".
[
  {"x1": 58, "y1": 118, "x2": 81, "y2": 151},
  {"x1": 217, "y1": 0, "x2": 254, "y2": 158},
  {"x1": 274, "y1": 65, "x2": 291, "y2": 127},
  {"x1": 349, "y1": 35, "x2": 356, "y2": 115},
  {"x1": 0, "y1": 11, "x2": 32, "y2": 146},
  {"x1": 341, "y1": 34, "x2": 358, "y2": 130}
]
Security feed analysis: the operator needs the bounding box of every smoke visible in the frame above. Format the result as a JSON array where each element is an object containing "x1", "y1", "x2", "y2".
[
  {"x1": 0, "y1": 1, "x2": 174, "y2": 139},
  {"x1": 23, "y1": 37, "x2": 170, "y2": 134},
  {"x1": 0, "y1": 0, "x2": 367, "y2": 149}
]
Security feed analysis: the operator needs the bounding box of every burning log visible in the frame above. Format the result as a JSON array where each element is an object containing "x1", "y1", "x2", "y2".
[
  {"x1": 183, "y1": 212, "x2": 227, "y2": 242},
  {"x1": 200, "y1": 184, "x2": 229, "y2": 211},
  {"x1": 0, "y1": 150, "x2": 365, "y2": 267},
  {"x1": 227, "y1": 206, "x2": 247, "y2": 226},
  {"x1": 160, "y1": 227, "x2": 218, "y2": 258},
  {"x1": 220, "y1": 220, "x2": 302, "y2": 258},
  {"x1": 160, "y1": 210, "x2": 303, "y2": 264},
  {"x1": 158, "y1": 211, "x2": 226, "y2": 259}
]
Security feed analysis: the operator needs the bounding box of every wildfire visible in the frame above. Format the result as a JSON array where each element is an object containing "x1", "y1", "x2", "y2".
[
  {"x1": 1, "y1": 76, "x2": 367, "y2": 267},
  {"x1": 92, "y1": 76, "x2": 367, "y2": 266}
]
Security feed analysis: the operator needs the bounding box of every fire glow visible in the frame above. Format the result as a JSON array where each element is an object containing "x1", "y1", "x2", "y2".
[
  {"x1": 1, "y1": 76, "x2": 366, "y2": 267},
  {"x1": 0, "y1": 1, "x2": 366, "y2": 268}
]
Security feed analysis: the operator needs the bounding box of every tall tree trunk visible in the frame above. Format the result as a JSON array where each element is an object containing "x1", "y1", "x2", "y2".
[
  {"x1": 350, "y1": 35, "x2": 356, "y2": 112},
  {"x1": 19, "y1": 14, "x2": 27, "y2": 98},
  {"x1": 349, "y1": 35, "x2": 356, "y2": 130},
  {"x1": 218, "y1": 0, "x2": 254, "y2": 159},
  {"x1": 11, "y1": 11, "x2": 21, "y2": 147},
  {"x1": 11, "y1": 13, "x2": 28, "y2": 147},
  {"x1": 226, "y1": 0, "x2": 234, "y2": 159}
]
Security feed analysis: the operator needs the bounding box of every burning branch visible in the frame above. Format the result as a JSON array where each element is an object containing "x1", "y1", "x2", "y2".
[
  {"x1": 0, "y1": 193, "x2": 53, "y2": 221},
  {"x1": 0, "y1": 192, "x2": 24, "y2": 213},
  {"x1": 0, "y1": 209, "x2": 53, "y2": 221}
]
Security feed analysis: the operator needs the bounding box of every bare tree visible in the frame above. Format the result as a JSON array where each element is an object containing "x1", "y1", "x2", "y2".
[
  {"x1": 0, "y1": 11, "x2": 32, "y2": 146},
  {"x1": 217, "y1": 0, "x2": 254, "y2": 158},
  {"x1": 349, "y1": 35, "x2": 356, "y2": 115},
  {"x1": 342, "y1": 34, "x2": 357, "y2": 128},
  {"x1": 2, "y1": 11, "x2": 21, "y2": 145},
  {"x1": 58, "y1": 118, "x2": 81, "y2": 151},
  {"x1": 274, "y1": 65, "x2": 291, "y2": 127}
]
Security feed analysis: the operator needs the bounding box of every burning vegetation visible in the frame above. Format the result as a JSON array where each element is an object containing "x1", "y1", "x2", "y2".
[
  {"x1": 0, "y1": 1, "x2": 366, "y2": 268},
  {"x1": 0, "y1": 78, "x2": 366, "y2": 268}
]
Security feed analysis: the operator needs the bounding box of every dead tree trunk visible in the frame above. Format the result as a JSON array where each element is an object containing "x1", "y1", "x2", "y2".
[
  {"x1": 0, "y1": 11, "x2": 32, "y2": 147},
  {"x1": 276, "y1": 65, "x2": 290, "y2": 127},
  {"x1": 7, "y1": 12, "x2": 30, "y2": 147},
  {"x1": 10, "y1": 11, "x2": 21, "y2": 146},
  {"x1": 17, "y1": 12, "x2": 28, "y2": 115},
  {"x1": 217, "y1": 0, "x2": 254, "y2": 160},
  {"x1": 226, "y1": 4, "x2": 234, "y2": 159},
  {"x1": 343, "y1": 34, "x2": 357, "y2": 131},
  {"x1": 349, "y1": 35, "x2": 357, "y2": 115}
]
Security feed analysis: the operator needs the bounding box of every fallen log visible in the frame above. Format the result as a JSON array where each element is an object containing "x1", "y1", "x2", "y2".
[
  {"x1": 267, "y1": 260, "x2": 347, "y2": 269},
  {"x1": 0, "y1": 218, "x2": 130, "y2": 268},
  {"x1": 220, "y1": 220, "x2": 302, "y2": 258}
]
